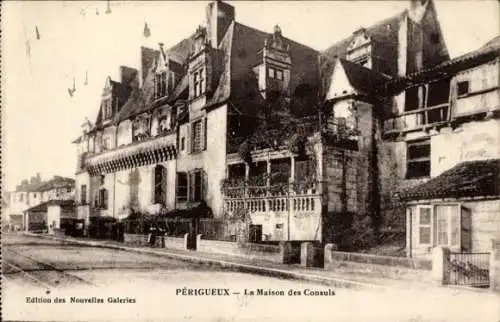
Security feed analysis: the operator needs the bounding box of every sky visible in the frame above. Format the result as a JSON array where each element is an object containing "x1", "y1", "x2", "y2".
[{"x1": 2, "y1": 0, "x2": 499, "y2": 191}]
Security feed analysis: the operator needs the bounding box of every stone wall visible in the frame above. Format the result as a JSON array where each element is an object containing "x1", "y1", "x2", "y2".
[
  {"x1": 324, "y1": 244, "x2": 433, "y2": 283},
  {"x1": 378, "y1": 140, "x2": 425, "y2": 230},
  {"x1": 197, "y1": 237, "x2": 283, "y2": 263},
  {"x1": 123, "y1": 233, "x2": 185, "y2": 250},
  {"x1": 464, "y1": 200, "x2": 500, "y2": 252}
]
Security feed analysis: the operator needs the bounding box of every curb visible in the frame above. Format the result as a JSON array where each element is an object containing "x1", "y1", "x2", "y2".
[{"x1": 22, "y1": 233, "x2": 380, "y2": 290}]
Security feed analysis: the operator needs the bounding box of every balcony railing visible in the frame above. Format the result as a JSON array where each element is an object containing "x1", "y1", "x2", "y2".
[{"x1": 384, "y1": 103, "x2": 449, "y2": 133}]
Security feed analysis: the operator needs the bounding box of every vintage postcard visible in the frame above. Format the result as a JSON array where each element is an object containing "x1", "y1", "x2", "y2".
[{"x1": 2, "y1": 0, "x2": 499, "y2": 321}]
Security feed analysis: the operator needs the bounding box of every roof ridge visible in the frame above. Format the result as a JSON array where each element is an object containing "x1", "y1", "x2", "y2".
[{"x1": 234, "y1": 21, "x2": 319, "y2": 53}]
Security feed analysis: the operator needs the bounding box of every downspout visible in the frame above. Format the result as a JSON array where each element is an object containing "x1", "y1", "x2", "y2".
[
  {"x1": 114, "y1": 123, "x2": 118, "y2": 219},
  {"x1": 113, "y1": 172, "x2": 116, "y2": 219}
]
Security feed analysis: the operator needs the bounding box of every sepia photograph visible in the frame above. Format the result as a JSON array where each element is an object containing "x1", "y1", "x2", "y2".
[{"x1": 1, "y1": 0, "x2": 499, "y2": 321}]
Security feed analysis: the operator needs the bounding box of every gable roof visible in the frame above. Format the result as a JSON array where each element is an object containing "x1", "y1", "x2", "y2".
[
  {"x1": 16, "y1": 176, "x2": 75, "y2": 193},
  {"x1": 322, "y1": 11, "x2": 406, "y2": 61},
  {"x1": 397, "y1": 159, "x2": 500, "y2": 201},
  {"x1": 339, "y1": 58, "x2": 390, "y2": 96},
  {"x1": 389, "y1": 36, "x2": 500, "y2": 90},
  {"x1": 206, "y1": 22, "x2": 321, "y2": 113},
  {"x1": 93, "y1": 77, "x2": 132, "y2": 128},
  {"x1": 113, "y1": 36, "x2": 195, "y2": 124},
  {"x1": 25, "y1": 199, "x2": 75, "y2": 213},
  {"x1": 319, "y1": 11, "x2": 406, "y2": 98}
]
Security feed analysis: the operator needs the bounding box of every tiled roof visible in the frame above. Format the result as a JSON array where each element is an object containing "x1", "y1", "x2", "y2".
[
  {"x1": 390, "y1": 35, "x2": 500, "y2": 88},
  {"x1": 319, "y1": 11, "x2": 405, "y2": 98},
  {"x1": 339, "y1": 58, "x2": 391, "y2": 96},
  {"x1": 398, "y1": 159, "x2": 500, "y2": 201},
  {"x1": 207, "y1": 22, "x2": 321, "y2": 113},
  {"x1": 322, "y1": 11, "x2": 405, "y2": 60},
  {"x1": 25, "y1": 199, "x2": 75, "y2": 213},
  {"x1": 16, "y1": 176, "x2": 75, "y2": 193},
  {"x1": 37, "y1": 177, "x2": 75, "y2": 192}
]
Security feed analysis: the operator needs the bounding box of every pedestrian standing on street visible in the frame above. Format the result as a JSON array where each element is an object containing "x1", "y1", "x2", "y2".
[
  {"x1": 159, "y1": 226, "x2": 165, "y2": 248},
  {"x1": 147, "y1": 226, "x2": 153, "y2": 246},
  {"x1": 150, "y1": 226, "x2": 157, "y2": 247}
]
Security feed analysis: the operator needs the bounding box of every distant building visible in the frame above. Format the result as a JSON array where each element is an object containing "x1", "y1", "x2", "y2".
[
  {"x1": 24, "y1": 199, "x2": 76, "y2": 233},
  {"x1": 7, "y1": 174, "x2": 75, "y2": 230}
]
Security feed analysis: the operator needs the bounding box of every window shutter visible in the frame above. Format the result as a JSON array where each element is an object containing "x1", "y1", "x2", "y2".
[
  {"x1": 187, "y1": 171, "x2": 194, "y2": 201},
  {"x1": 186, "y1": 124, "x2": 191, "y2": 154},
  {"x1": 162, "y1": 166, "x2": 168, "y2": 203},
  {"x1": 104, "y1": 189, "x2": 109, "y2": 209},
  {"x1": 203, "y1": 170, "x2": 208, "y2": 200},
  {"x1": 203, "y1": 117, "x2": 208, "y2": 151},
  {"x1": 460, "y1": 206, "x2": 472, "y2": 252}
]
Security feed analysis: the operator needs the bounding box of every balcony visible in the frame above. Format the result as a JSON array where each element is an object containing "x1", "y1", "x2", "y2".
[
  {"x1": 384, "y1": 103, "x2": 449, "y2": 134},
  {"x1": 223, "y1": 182, "x2": 323, "y2": 241},
  {"x1": 85, "y1": 133, "x2": 177, "y2": 175}
]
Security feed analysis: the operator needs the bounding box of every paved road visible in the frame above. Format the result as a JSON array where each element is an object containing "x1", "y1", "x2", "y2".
[{"x1": 2, "y1": 233, "x2": 499, "y2": 322}]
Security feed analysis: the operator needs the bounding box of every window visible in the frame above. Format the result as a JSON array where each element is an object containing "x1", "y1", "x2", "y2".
[
  {"x1": 276, "y1": 70, "x2": 283, "y2": 80},
  {"x1": 155, "y1": 72, "x2": 167, "y2": 99},
  {"x1": 181, "y1": 137, "x2": 185, "y2": 151},
  {"x1": 406, "y1": 140, "x2": 430, "y2": 179},
  {"x1": 98, "y1": 188, "x2": 108, "y2": 209},
  {"x1": 417, "y1": 206, "x2": 432, "y2": 245},
  {"x1": 103, "y1": 99, "x2": 113, "y2": 119},
  {"x1": 191, "y1": 119, "x2": 203, "y2": 153},
  {"x1": 354, "y1": 56, "x2": 369, "y2": 67},
  {"x1": 158, "y1": 113, "x2": 172, "y2": 133},
  {"x1": 268, "y1": 67, "x2": 284, "y2": 80},
  {"x1": 176, "y1": 172, "x2": 188, "y2": 202},
  {"x1": 268, "y1": 67, "x2": 275, "y2": 79},
  {"x1": 80, "y1": 185, "x2": 87, "y2": 204},
  {"x1": 154, "y1": 165, "x2": 166, "y2": 204},
  {"x1": 133, "y1": 116, "x2": 150, "y2": 142},
  {"x1": 102, "y1": 137, "x2": 110, "y2": 150},
  {"x1": 416, "y1": 204, "x2": 461, "y2": 247},
  {"x1": 405, "y1": 86, "x2": 425, "y2": 111},
  {"x1": 435, "y1": 205, "x2": 460, "y2": 247},
  {"x1": 193, "y1": 69, "x2": 204, "y2": 98},
  {"x1": 189, "y1": 170, "x2": 204, "y2": 202},
  {"x1": 457, "y1": 81, "x2": 469, "y2": 97}
]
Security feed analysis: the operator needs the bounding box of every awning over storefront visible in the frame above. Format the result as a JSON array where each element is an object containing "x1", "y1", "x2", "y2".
[{"x1": 397, "y1": 159, "x2": 500, "y2": 201}]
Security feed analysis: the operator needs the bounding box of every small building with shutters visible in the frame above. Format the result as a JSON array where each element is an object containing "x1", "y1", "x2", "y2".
[{"x1": 397, "y1": 159, "x2": 500, "y2": 258}]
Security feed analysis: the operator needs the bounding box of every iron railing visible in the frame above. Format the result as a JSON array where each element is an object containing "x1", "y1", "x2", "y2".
[{"x1": 449, "y1": 252, "x2": 490, "y2": 288}]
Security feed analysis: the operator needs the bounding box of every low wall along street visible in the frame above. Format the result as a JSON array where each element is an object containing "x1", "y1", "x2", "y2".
[
  {"x1": 123, "y1": 233, "x2": 185, "y2": 250},
  {"x1": 324, "y1": 244, "x2": 434, "y2": 283},
  {"x1": 197, "y1": 236, "x2": 284, "y2": 263}
]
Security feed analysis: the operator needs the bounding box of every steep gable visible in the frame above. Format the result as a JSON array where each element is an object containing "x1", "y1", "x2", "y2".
[{"x1": 325, "y1": 59, "x2": 390, "y2": 100}]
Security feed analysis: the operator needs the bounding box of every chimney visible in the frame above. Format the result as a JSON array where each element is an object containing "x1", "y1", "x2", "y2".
[
  {"x1": 408, "y1": 0, "x2": 429, "y2": 22},
  {"x1": 206, "y1": 0, "x2": 235, "y2": 47},
  {"x1": 119, "y1": 65, "x2": 139, "y2": 87}
]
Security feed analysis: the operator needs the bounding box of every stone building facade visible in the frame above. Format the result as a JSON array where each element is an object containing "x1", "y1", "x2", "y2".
[{"x1": 73, "y1": 0, "x2": 499, "y2": 247}]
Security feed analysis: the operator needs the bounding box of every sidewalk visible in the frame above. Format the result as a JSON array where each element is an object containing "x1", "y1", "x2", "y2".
[{"x1": 22, "y1": 232, "x2": 487, "y2": 293}]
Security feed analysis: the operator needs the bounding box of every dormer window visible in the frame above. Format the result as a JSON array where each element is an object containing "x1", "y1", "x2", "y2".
[
  {"x1": 155, "y1": 72, "x2": 167, "y2": 99},
  {"x1": 103, "y1": 99, "x2": 113, "y2": 120},
  {"x1": 268, "y1": 68, "x2": 275, "y2": 79},
  {"x1": 354, "y1": 55, "x2": 369, "y2": 67},
  {"x1": 276, "y1": 70, "x2": 283, "y2": 80},
  {"x1": 193, "y1": 68, "x2": 205, "y2": 98}
]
